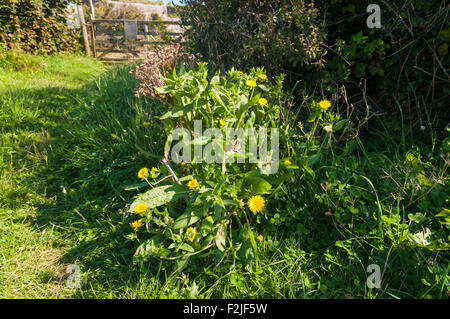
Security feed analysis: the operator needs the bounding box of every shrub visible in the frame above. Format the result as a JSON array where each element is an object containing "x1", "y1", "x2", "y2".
[
  {"x1": 314, "y1": 0, "x2": 449, "y2": 128},
  {"x1": 179, "y1": 0, "x2": 326, "y2": 80},
  {"x1": 127, "y1": 63, "x2": 343, "y2": 267},
  {"x1": 0, "y1": 46, "x2": 45, "y2": 71},
  {"x1": 0, "y1": 0, "x2": 81, "y2": 54},
  {"x1": 179, "y1": 0, "x2": 449, "y2": 130}
]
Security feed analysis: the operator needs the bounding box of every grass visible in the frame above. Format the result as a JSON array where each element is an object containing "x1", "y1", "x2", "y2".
[{"x1": 0, "y1": 53, "x2": 448, "y2": 299}]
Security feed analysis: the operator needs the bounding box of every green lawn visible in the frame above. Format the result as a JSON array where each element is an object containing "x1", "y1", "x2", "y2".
[{"x1": 0, "y1": 54, "x2": 448, "y2": 299}]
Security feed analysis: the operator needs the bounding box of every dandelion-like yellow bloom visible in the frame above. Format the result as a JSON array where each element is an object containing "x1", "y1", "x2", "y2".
[
  {"x1": 180, "y1": 161, "x2": 186, "y2": 166},
  {"x1": 186, "y1": 227, "x2": 198, "y2": 241},
  {"x1": 187, "y1": 179, "x2": 198, "y2": 190},
  {"x1": 200, "y1": 62, "x2": 208, "y2": 66},
  {"x1": 239, "y1": 71, "x2": 243, "y2": 76},
  {"x1": 131, "y1": 220, "x2": 143, "y2": 230},
  {"x1": 248, "y1": 195, "x2": 265, "y2": 213},
  {"x1": 143, "y1": 122, "x2": 151, "y2": 126},
  {"x1": 246, "y1": 80, "x2": 257, "y2": 88},
  {"x1": 219, "y1": 119, "x2": 226, "y2": 127},
  {"x1": 284, "y1": 159, "x2": 292, "y2": 165},
  {"x1": 134, "y1": 203, "x2": 148, "y2": 214},
  {"x1": 318, "y1": 100, "x2": 331, "y2": 111},
  {"x1": 258, "y1": 74, "x2": 267, "y2": 80},
  {"x1": 258, "y1": 98, "x2": 268, "y2": 106},
  {"x1": 138, "y1": 167, "x2": 149, "y2": 179}
]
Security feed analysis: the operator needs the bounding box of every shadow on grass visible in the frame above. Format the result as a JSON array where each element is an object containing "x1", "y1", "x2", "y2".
[{"x1": 4, "y1": 64, "x2": 171, "y2": 297}]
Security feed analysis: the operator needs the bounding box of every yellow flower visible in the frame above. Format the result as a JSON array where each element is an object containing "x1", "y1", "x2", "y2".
[
  {"x1": 143, "y1": 121, "x2": 151, "y2": 126},
  {"x1": 186, "y1": 227, "x2": 198, "y2": 241},
  {"x1": 248, "y1": 195, "x2": 265, "y2": 213},
  {"x1": 246, "y1": 80, "x2": 257, "y2": 88},
  {"x1": 180, "y1": 161, "x2": 186, "y2": 166},
  {"x1": 258, "y1": 74, "x2": 267, "y2": 80},
  {"x1": 187, "y1": 179, "x2": 198, "y2": 190},
  {"x1": 284, "y1": 159, "x2": 292, "y2": 165},
  {"x1": 318, "y1": 99, "x2": 331, "y2": 111},
  {"x1": 219, "y1": 119, "x2": 226, "y2": 127},
  {"x1": 239, "y1": 71, "x2": 243, "y2": 76},
  {"x1": 258, "y1": 98, "x2": 268, "y2": 106},
  {"x1": 134, "y1": 203, "x2": 148, "y2": 214},
  {"x1": 257, "y1": 234, "x2": 264, "y2": 242},
  {"x1": 137, "y1": 167, "x2": 149, "y2": 179},
  {"x1": 200, "y1": 62, "x2": 208, "y2": 67},
  {"x1": 131, "y1": 220, "x2": 143, "y2": 230}
]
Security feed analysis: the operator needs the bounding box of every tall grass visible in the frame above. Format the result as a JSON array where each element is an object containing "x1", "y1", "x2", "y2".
[{"x1": 0, "y1": 54, "x2": 448, "y2": 298}]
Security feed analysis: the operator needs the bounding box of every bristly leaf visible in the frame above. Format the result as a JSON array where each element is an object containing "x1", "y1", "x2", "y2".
[{"x1": 130, "y1": 185, "x2": 189, "y2": 212}]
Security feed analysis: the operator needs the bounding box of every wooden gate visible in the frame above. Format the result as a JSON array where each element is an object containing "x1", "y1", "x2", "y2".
[{"x1": 89, "y1": 19, "x2": 184, "y2": 63}]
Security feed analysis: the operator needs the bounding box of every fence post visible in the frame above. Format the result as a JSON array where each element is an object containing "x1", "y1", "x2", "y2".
[
  {"x1": 90, "y1": 22, "x2": 97, "y2": 58},
  {"x1": 77, "y1": 5, "x2": 91, "y2": 56}
]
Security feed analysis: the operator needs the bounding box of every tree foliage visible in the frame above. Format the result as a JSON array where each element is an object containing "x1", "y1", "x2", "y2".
[{"x1": 0, "y1": 0, "x2": 81, "y2": 54}]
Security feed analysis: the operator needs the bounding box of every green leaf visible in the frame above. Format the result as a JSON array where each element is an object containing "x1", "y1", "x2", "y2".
[
  {"x1": 323, "y1": 124, "x2": 333, "y2": 132},
  {"x1": 130, "y1": 185, "x2": 189, "y2": 212},
  {"x1": 133, "y1": 235, "x2": 170, "y2": 262},
  {"x1": 334, "y1": 119, "x2": 347, "y2": 132},
  {"x1": 243, "y1": 175, "x2": 272, "y2": 194},
  {"x1": 160, "y1": 103, "x2": 194, "y2": 120},
  {"x1": 173, "y1": 209, "x2": 201, "y2": 230},
  {"x1": 238, "y1": 227, "x2": 255, "y2": 266},
  {"x1": 179, "y1": 243, "x2": 195, "y2": 253},
  {"x1": 436, "y1": 208, "x2": 450, "y2": 223},
  {"x1": 408, "y1": 212, "x2": 426, "y2": 224},
  {"x1": 124, "y1": 181, "x2": 148, "y2": 191},
  {"x1": 154, "y1": 85, "x2": 171, "y2": 94},
  {"x1": 236, "y1": 93, "x2": 260, "y2": 127},
  {"x1": 215, "y1": 224, "x2": 226, "y2": 252}
]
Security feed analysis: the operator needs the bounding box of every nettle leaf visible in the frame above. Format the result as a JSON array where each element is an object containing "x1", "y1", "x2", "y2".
[{"x1": 130, "y1": 185, "x2": 189, "y2": 212}]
